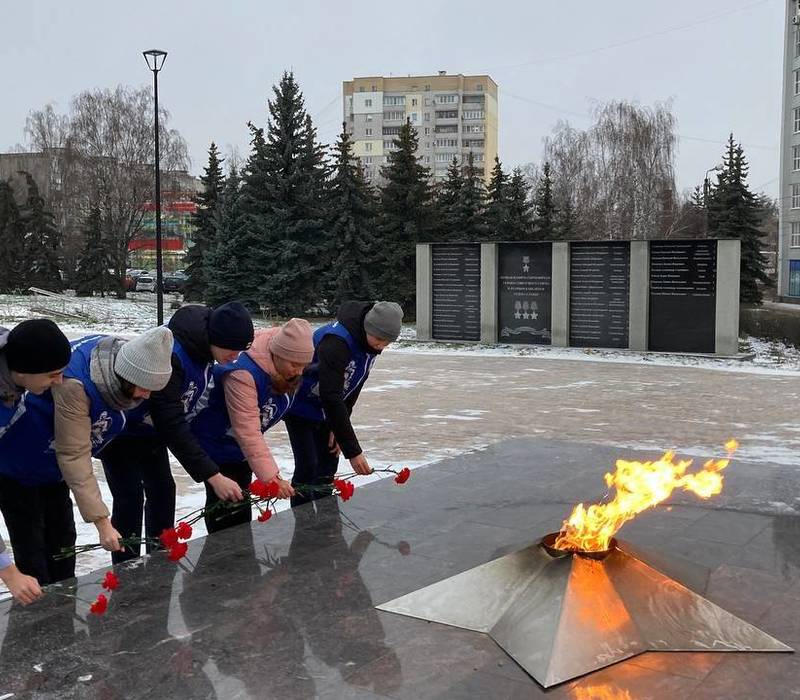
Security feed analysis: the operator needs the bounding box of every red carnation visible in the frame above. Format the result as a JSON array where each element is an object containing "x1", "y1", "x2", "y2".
[
  {"x1": 101, "y1": 571, "x2": 120, "y2": 591},
  {"x1": 394, "y1": 467, "x2": 411, "y2": 485},
  {"x1": 175, "y1": 521, "x2": 193, "y2": 540},
  {"x1": 90, "y1": 593, "x2": 108, "y2": 615},
  {"x1": 168, "y1": 542, "x2": 189, "y2": 561},
  {"x1": 250, "y1": 479, "x2": 270, "y2": 499},
  {"x1": 266, "y1": 480, "x2": 280, "y2": 498},
  {"x1": 335, "y1": 479, "x2": 355, "y2": 502},
  {"x1": 257, "y1": 509, "x2": 272, "y2": 523},
  {"x1": 159, "y1": 527, "x2": 179, "y2": 548}
]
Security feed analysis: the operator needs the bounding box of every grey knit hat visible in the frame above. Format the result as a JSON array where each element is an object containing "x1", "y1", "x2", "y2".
[
  {"x1": 363, "y1": 301, "x2": 404, "y2": 342},
  {"x1": 114, "y1": 326, "x2": 174, "y2": 391}
]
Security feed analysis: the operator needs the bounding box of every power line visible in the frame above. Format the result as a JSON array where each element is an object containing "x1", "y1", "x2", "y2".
[
  {"x1": 500, "y1": 88, "x2": 778, "y2": 152},
  {"x1": 487, "y1": 0, "x2": 774, "y2": 73}
]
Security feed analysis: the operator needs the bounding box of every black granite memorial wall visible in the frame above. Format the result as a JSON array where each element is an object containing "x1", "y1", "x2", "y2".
[
  {"x1": 431, "y1": 244, "x2": 481, "y2": 341},
  {"x1": 648, "y1": 240, "x2": 717, "y2": 353},
  {"x1": 569, "y1": 242, "x2": 631, "y2": 348},
  {"x1": 498, "y1": 242, "x2": 552, "y2": 345}
]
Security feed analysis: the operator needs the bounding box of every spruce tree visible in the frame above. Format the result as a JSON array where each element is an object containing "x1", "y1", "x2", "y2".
[
  {"x1": 325, "y1": 123, "x2": 376, "y2": 308},
  {"x1": 216, "y1": 124, "x2": 274, "y2": 309},
  {"x1": 531, "y1": 162, "x2": 558, "y2": 240},
  {"x1": 375, "y1": 119, "x2": 433, "y2": 311},
  {"x1": 506, "y1": 167, "x2": 533, "y2": 241},
  {"x1": 707, "y1": 134, "x2": 771, "y2": 303},
  {"x1": 257, "y1": 72, "x2": 329, "y2": 315},
  {"x1": 205, "y1": 167, "x2": 248, "y2": 307},
  {"x1": 0, "y1": 180, "x2": 26, "y2": 293},
  {"x1": 75, "y1": 206, "x2": 110, "y2": 296},
  {"x1": 19, "y1": 174, "x2": 62, "y2": 292},
  {"x1": 185, "y1": 142, "x2": 225, "y2": 301},
  {"x1": 432, "y1": 157, "x2": 464, "y2": 242},
  {"x1": 484, "y1": 156, "x2": 510, "y2": 241},
  {"x1": 555, "y1": 197, "x2": 576, "y2": 240},
  {"x1": 451, "y1": 151, "x2": 487, "y2": 241}
]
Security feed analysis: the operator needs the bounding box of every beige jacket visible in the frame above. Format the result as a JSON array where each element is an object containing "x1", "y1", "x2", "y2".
[
  {"x1": 52, "y1": 379, "x2": 110, "y2": 523},
  {"x1": 222, "y1": 328, "x2": 284, "y2": 483}
]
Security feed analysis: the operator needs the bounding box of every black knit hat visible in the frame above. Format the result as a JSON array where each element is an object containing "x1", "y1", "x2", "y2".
[
  {"x1": 5, "y1": 319, "x2": 71, "y2": 374},
  {"x1": 208, "y1": 302, "x2": 254, "y2": 350}
]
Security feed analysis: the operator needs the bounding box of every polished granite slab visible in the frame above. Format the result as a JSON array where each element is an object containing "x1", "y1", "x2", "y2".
[{"x1": 1, "y1": 438, "x2": 798, "y2": 699}]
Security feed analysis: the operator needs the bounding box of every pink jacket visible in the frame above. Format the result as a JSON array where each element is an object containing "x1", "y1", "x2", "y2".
[{"x1": 222, "y1": 327, "x2": 284, "y2": 483}]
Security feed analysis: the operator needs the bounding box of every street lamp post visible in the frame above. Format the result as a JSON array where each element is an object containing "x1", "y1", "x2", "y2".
[
  {"x1": 703, "y1": 164, "x2": 724, "y2": 207},
  {"x1": 143, "y1": 48, "x2": 168, "y2": 325}
]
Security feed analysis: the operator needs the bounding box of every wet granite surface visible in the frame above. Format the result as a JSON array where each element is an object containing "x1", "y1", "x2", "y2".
[{"x1": 1, "y1": 438, "x2": 798, "y2": 699}]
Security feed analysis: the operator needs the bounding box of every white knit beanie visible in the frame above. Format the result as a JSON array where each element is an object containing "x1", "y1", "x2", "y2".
[{"x1": 114, "y1": 326, "x2": 174, "y2": 391}]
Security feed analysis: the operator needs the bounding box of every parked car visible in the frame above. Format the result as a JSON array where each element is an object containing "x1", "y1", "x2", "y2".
[
  {"x1": 163, "y1": 271, "x2": 187, "y2": 293},
  {"x1": 136, "y1": 275, "x2": 156, "y2": 293}
]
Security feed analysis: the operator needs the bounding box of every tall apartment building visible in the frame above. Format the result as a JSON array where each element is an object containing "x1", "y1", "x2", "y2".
[
  {"x1": 342, "y1": 72, "x2": 498, "y2": 184},
  {"x1": 780, "y1": 0, "x2": 800, "y2": 298}
]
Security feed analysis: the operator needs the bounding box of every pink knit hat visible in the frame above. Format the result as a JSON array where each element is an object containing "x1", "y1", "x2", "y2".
[{"x1": 270, "y1": 318, "x2": 314, "y2": 364}]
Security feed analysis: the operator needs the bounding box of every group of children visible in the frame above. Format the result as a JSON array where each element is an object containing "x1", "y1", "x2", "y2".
[{"x1": 0, "y1": 299, "x2": 404, "y2": 605}]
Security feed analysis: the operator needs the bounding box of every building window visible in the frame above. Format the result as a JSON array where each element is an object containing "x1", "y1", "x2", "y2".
[
  {"x1": 790, "y1": 260, "x2": 800, "y2": 296},
  {"x1": 365, "y1": 98, "x2": 372, "y2": 107},
  {"x1": 365, "y1": 128, "x2": 372, "y2": 136},
  {"x1": 434, "y1": 124, "x2": 459, "y2": 133},
  {"x1": 424, "y1": 155, "x2": 430, "y2": 163},
  {"x1": 434, "y1": 138, "x2": 458, "y2": 148},
  {"x1": 384, "y1": 110, "x2": 404, "y2": 120},
  {"x1": 435, "y1": 152, "x2": 454, "y2": 162},
  {"x1": 424, "y1": 112, "x2": 430, "y2": 121},
  {"x1": 383, "y1": 95, "x2": 406, "y2": 106},
  {"x1": 795, "y1": 145, "x2": 800, "y2": 171},
  {"x1": 410, "y1": 112, "x2": 419, "y2": 122},
  {"x1": 435, "y1": 110, "x2": 458, "y2": 119},
  {"x1": 463, "y1": 110, "x2": 485, "y2": 120},
  {"x1": 412, "y1": 98, "x2": 418, "y2": 106},
  {"x1": 463, "y1": 124, "x2": 485, "y2": 134},
  {"x1": 383, "y1": 140, "x2": 398, "y2": 150},
  {"x1": 795, "y1": 69, "x2": 800, "y2": 95},
  {"x1": 792, "y1": 222, "x2": 800, "y2": 247},
  {"x1": 363, "y1": 156, "x2": 373, "y2": 164},
  {"x1": 364, "y1": 142, "x2": 372, "y2": 152},
  {"x1": 793, "y1": 183, "x2": 800, "y2": 208},
  {"x1": 476, "y1": 83, "x2": 484, "y2": 91},
  {"x1": 424, "y1": 127, "x2": 430, "y2": 135},
  {"x1": 424, "y1": 98, "x2": 431, "y2": 106},
  {"x1": 425, "y1": 84, "x2": 431, "y2": 91},
  {"x1": 382, "y1": 126, "x2": 402, "y2": 135},
  {"x1": 359, "y1": 86, "x2": 365, "y2": 92},
  {"x1": 796, "y1": 28, "x2": 800, "y2": 57},
  {"x1": 371, "y1": 85, "x2": 376, "y2": 91},
  {"x1": 436, "y1": 94, "x2": 458, "y2": 104},
  {"x1": 365, "y1": 114, "x2": 372, "y2": 122}
]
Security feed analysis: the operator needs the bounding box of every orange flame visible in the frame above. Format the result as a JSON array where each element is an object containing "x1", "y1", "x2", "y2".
[{"x1": 555, "y1": 440, "x2": 739, "y2": 553}]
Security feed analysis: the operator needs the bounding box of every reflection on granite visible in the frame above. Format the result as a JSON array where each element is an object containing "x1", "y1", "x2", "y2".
[{"x1": 0, "y1": 437, "x2": 798, "y2": 698}]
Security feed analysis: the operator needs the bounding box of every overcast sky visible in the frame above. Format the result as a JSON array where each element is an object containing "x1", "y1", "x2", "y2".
[{"x1": 1, "y1": 0, "x2": 785, "y2": 198}]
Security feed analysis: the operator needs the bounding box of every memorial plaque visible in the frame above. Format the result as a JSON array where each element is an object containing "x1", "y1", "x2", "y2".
[
  {"x1": 569, "y1": 242, "x2": 630, "y2": 349},
  {"x1": 649, "y1": 240, "x2": 717, "y2": 353},
  {"x1": 431, "y1": 244, "x2": 481, "y2": 341},
  {"x1": 498, "y1": 243, "x2": 552, "y2": 345}
]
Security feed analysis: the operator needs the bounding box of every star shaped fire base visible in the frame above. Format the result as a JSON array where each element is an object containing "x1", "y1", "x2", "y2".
[{"x1": 376, "y1": 534, "x2": 793, "y2": 688}]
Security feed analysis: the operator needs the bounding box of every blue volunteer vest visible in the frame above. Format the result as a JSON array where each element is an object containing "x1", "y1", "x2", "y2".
[
  {"x1": 190, "y1": 353, "x2": 292, "y2": 464},
  {"x1": 288, "y1": 321, "x2": 376, "y2": 422},
  {"x1": 0, "y1": 335, "x2": 128, "y2": 485},
  {"x1": 124, "y1": 338, "x2": 212, "y2": 436}
]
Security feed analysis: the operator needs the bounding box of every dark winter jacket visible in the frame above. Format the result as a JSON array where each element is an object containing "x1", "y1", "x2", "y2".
[
  {"x1": 316, "y1": 301, "x2": 377, "y2": 459},
  {"x1": 148, "y1": 305, "x2": 219, "y2": 482}
]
